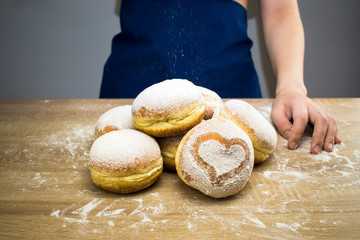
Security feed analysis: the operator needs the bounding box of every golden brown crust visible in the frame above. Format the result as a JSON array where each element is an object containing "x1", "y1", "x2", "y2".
[
  {"x1": 132, "y1": 79, "x2": 206, "y2": 138},
  {"x1": 157, "y1": 134, "x2": 184, "y2": 171},
  {"x1": 197, "y1": 86, "x2": 223, "y2": 120},
  {"x1": 90, "y1": 158, "x2": 163, "y2": 193},
  {"x1": 223, "y1": 107, "x2": 274, "y2": 163},
  {"x1": 95, "y1": 105, "x2": 134, "y2": 138},
  {"x1": 133, "y1": 100, "x2": 205, "y2": 137},
  {"x1": 175, "y1": 130, "x2": 193, "y2": 183},
  {"x1": 89, "y1": 129, "x2": 163, "y2": 193},
  {"x1": 175, "y1": 118, "x2": 254, "y2": 198},
  {"x1": 95, "y1": 125, "x2": 118, "y2": 138},
  {"x1": 218, "y1": 100, "x2": 277, "y2": 163}
]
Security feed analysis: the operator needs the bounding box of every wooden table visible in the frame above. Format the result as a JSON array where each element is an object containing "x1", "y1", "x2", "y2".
[{"x1": 0, "y1": 99, "x2": 359, "y2": 239}]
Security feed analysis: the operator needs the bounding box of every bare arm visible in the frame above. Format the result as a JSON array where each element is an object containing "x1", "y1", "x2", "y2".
[{"x1": 259, "y1": 0, "x2": 341, "y2": 153}]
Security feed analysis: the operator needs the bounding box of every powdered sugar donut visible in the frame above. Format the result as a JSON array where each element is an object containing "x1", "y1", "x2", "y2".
[
  {"x1": 132, "y1": 79, "x2": 206, "y2": 137},
  {"x1": 175, "y1": 118, "x2": 254, "y2": 198},
  {"x1": 90, "y1": 129, "x2": 163, "y2": 193},
  {"x1": 197, "y1": 86, "x2": 223, "y2": 120},
  {"x1": 95, "y1": 105, "x2": 134, "y2": 138},
  {"x1": 216, "y1": 100, "x2": 277, "y2": 163},
  {"x1": 157, "y1": 134, "x2": 184, "y2": 171}
]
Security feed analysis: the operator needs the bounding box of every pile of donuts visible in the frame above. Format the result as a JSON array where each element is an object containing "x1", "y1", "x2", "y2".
[{"x1": 89, "y1": 79, "x2": 277, "y2": 198}]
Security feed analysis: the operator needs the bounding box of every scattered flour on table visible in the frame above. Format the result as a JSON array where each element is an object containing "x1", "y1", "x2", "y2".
[
  {"x1": 266, "y1": 135, "x2": 359, "y2": 186},
  {"x1": 275, "y1": 222, "x2": 301, "y2": 233},
  {"x1": 71, "y1": 198, "x2": 104, "y2": 223},
  {"x1": 11, "y1": 124, "x2": 93, "y2": 191},
  {"x1": 332, "y1": 220, "x2": 342, "y2": 225},
  {"x1": 49, "y1": 184, "x2": 337, "y2": 239},
  {"x1": 46, "y1": 121, "x2": 358, "y2": 237},
  {"x1": 187, "y1": 221, "x2": 196, "y2": 231},
  {"x1": 50, "y1": 193, "x2": 169, "y2": 232},
  {"x1": 26, "y1": 172, "x2": 60, "y2": 190},
  {"x1": 263, "y1": 170, "x2": 312, "y2": 181},
  {"x1": 31, "y1": 173, "x2": 47, "y2": 186},
  {"x1": 242, "y1": 211, "x2": 266, "y2": 229},
  {"x1": 44, "y1": 124, "x2": 94, "y2": 162},
  {"x1": 95, "y1": 199, "x2": 125, "y2": 217},
  {"x1": 51, "y1": 198, "x2": 104, "y2": 224},
  {"x1": 23, "y1": 125, "x2": 94, "y2": 190},
  {"x1": 295, "y1": 136, "x2": 358, "y2": 171},
  {"x1": 354, "y1": 150, "x2": 360, "y2": 160}
]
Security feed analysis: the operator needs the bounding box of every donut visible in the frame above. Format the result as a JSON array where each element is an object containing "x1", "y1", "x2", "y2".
[
  {"x1": 89, "y1": 129, "x2": 163, "y2": 193},
  {"x1": 216, "y1": 100, "x2": 277, "y2": 163},
  {"x1": 175, "y1": 118, "x2": 254, "y2": 198},
  {"x1": 157, "y1": 134, "x2": 184, "y2": 172},
  {"x1": 197, "y1": 86, "x2": 223, "y2": 120},
  {"x1": 95, "y1": 105, "x2": 134, "y2": 138},
  {"x1": 132, "y1": 79, "x2": 206, "y2": 137}
]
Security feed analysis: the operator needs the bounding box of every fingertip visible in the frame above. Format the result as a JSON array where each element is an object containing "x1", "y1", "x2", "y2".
[
  {"x1": 287, "y1": 129, "x2": 303, "y2": 150},
  {"x1": 273, "y1": 121, "x2": 292, "y2": 140},
  {"x1": 335, "y1": 135, "x2": 342, "y2": 144},
  {"x1": 288, "y1": 141, "x2": 298, "y2": 150},
  {"x1": 310, "y1": 137, "x2": 323, "y2": 154},
  {"x1": 323, "y1": 142, "x2": 334, "y2": 152},
  {"x1": 311, "y1": 144, "x2": 322, "y2": 154},
  {"x1": 288, "y1": 114, "x2": 308, "y2": 150}
]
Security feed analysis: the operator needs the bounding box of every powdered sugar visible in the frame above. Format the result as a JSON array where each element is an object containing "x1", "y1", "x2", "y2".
[
  {"x1": 132, "y1": 79, "x2": 203, "y2": 115},
  {"x1": 197, "y1": 86, "x2": 222, "y2": 101},
  {"x1": 95, "y1": 105, "x2": 135, "y2": 133},
  {"x1": 90, "y1": 129, "x2": 161, "y2": 170},
  {"x1": 178, "y1": 118, "x2": 254, "y2": 198},
  {"x1": 197, "y1": 86, "x2": 223, "y2": 119},
  {"x1": 222, "y1": 100, "x2": 277, "y2": 150},
  {"x1": 198, "y1": 140, "x2": 245, "y2": 176}
]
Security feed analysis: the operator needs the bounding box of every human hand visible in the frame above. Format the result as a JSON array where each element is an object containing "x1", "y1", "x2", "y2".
[{"x1": 271, "y1": 90, "x2": 342, "y2": 154}]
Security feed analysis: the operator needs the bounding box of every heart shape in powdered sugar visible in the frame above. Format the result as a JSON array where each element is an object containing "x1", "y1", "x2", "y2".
[
  {"x1": 190, "y1": 133, "x2": 250, "y2": 187},
  {"x1": 198, "y1": 140, "x2": 245, "y2": 177}
]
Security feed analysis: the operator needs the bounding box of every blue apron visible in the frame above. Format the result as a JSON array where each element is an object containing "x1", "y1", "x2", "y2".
[{"x1": 100, "y1": 0, "x2": 262, "y2": 98}]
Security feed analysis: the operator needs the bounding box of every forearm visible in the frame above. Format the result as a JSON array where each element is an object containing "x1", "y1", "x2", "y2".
[
  {"x1": 259, "y1": 0, "x2": 307, "y2": 96},
  {"x1": 261, "y1": 0, "x2": 342, "y2": 153}
]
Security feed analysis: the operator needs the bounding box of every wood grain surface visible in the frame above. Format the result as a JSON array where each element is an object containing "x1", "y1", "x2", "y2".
[{"x1": 0, "y1": 98, "x2": 359, "y2": 239}]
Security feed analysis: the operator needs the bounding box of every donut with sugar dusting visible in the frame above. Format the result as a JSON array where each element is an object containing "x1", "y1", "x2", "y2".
[
  {"x1": 197, "y1": 86, "x2": 223, "y2": 120},
  {"x1": 90, "y1": 129, "x2": 163, "y2": 193},
  {"x1": 132, "y1": 79, "x2": 206, "y2": 137},
  {"x1": 157, "y1": 134, "x2": 184, "y2": 171},
  {"x1": 95, "y1": 105, "x2": 135, "y2": 138},
  {"x1": 216, "y1": 100, "x2": 277, "y2": 163},
  {"x1": 175, "y1": 118, "x2": 254, "y2": 198}
]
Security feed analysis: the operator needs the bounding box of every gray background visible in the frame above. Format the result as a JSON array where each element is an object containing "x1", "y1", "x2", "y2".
[{"x1": 0, "y1": 0, "x2": 359, "y2": 99}]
